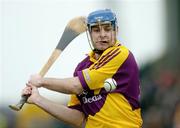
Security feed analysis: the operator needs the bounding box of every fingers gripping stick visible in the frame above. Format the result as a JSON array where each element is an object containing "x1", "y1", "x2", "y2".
[{"x1": 9, "y1": 16, "x2": 86, "y2": 111}]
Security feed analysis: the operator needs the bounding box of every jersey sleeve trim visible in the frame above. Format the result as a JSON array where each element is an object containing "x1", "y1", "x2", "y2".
[
  {"x1": 77, "y1": 70, "x2": 90, "y2": 90},
  {"x1": 68, "y1": 105, "x2": 83, "y2": 112}
]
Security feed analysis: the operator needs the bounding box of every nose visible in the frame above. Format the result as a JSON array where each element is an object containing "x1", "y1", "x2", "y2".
[{"x1": 99, "y1": 28, "x2": 106, "y2": 38}]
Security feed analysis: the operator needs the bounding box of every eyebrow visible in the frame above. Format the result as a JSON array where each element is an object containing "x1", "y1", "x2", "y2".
[{"x1": 92, "y1": 24, "x2": 112, "y2": 28}]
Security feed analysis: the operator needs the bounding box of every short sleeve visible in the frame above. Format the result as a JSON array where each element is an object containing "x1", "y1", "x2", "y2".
[{"x1": 77, "y1": 46, "x2": 129, "y2": 90}]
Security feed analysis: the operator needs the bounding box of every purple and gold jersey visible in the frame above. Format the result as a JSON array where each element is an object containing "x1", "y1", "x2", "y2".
[{"x1": 68, "y1": 41, "x2": 142, "y2": 128}]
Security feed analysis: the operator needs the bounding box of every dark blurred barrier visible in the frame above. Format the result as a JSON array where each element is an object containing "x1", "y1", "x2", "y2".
[
  {"x1": 0, "y1": 105, "x2": 73, "y2": 128},
  {"x1": 0, "y1": 106, "x2": 16, "y2": 128},
  {"x1": 140, "y1": 0, "x2": 180, "y2": 128}
]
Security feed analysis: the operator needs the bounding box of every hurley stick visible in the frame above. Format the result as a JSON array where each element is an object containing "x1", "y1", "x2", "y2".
[{"x1": 9, "y1": 16, "x2": 86, "y2": 111}]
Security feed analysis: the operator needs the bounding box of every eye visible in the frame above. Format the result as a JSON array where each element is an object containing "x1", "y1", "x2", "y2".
[
  {"x1": 104, "y1": 26, "x2": 113, "y2": 32},
  {"x1": 91, "y1": 27, "x2": 100, "y2": 32}
]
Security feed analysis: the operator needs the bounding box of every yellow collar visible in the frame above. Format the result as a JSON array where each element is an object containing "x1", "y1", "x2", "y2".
[{"x1": 88, "y1": 40, "x2": 121, "y2": 62}]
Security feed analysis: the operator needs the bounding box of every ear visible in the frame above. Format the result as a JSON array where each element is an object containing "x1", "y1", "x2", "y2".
[
  {"x1": 116, "y1": 26, "x2": 119, "y2": 34},
  {"x1": 115, "y1": 26, "x2": 118, "y2": 39}
]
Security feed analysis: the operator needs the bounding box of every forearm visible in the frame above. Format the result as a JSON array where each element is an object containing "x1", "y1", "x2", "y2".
[
  {"x1": 40, "y1": 77, "x2": 83, "y2": 95},
  {"x1": 34, "y1": 95, "x2": 85, "y2": 128}
]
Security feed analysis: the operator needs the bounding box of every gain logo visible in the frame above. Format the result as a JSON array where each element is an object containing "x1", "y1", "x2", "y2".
[{"x1": 82, "y1": 95, "x2": 102, "y2": 104}]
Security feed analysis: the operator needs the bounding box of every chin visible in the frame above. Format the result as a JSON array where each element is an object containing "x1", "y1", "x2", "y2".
[
  {"x1": 96, "y1": 45, "x2": 108, "y2": 50},
  {"x1": 97, "y1": 47, "x2": 109, "y2": 51}
]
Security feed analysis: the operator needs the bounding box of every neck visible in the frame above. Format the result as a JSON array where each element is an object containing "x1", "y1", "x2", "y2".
[
  {"x1": 93, "y1": 49, "x2": 104, "y2": 54},
  {"x1": 94, "y1": 53, "x2": 102, "y2": 60},
  {"x1": 92, "y1": 48, "x2": 104, "y2": 60}
]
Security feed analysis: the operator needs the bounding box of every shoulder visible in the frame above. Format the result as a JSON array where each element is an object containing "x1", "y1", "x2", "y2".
[
  {"x1": 76, "y1": 55, "x2": 90, "y2": 69},
  {"x1": 104, "y1": 43, "x2": 129, "y2": 55},
  {"x1": 74, "y1": 55, "x2": 92, "y2": 76},
  {"x1": 101, "y1": 44, "x2": 130, "y2": 63},
  {"x1": 117, "y1": 46, "x2": 139, "y2": 71},
  {"x1": 90, "y1": 45, "x2": 130, "y2": 70},
  {"x1": 79, "y1": 55, "x2": 90, "y2": 64}
]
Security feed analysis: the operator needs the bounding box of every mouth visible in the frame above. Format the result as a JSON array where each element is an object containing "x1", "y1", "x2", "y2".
[{"x1": 98, "y1": 41, "x2": 108, "y2": 44}]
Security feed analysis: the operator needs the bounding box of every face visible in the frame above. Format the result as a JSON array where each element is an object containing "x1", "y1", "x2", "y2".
[{"x1": 90, "y1": 23, "x2": 117, "y2": 51}]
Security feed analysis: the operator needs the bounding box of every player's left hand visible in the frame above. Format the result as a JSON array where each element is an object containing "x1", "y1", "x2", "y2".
[
  {"x1": 22, "y1": 84, "x2": 41, "y2": 104},
  {"x1": 27, "y1": 74, "x2": 43, "y2": 87}
]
